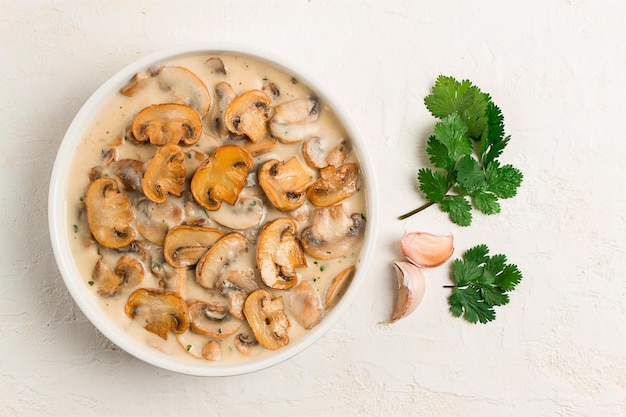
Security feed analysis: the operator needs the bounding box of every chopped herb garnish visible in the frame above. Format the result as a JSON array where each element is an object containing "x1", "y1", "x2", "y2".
[
  {"x1": 291, "y1": 77, "x2": 299, "y2": 84},
  {"x1": 186, "y1": 344, "x2": 192, "y2": 351},
  {"x1": 73, "y1": 224, "x2": 79, "y2": 233},
  {"x1": 88, "y1": 280, "x2": 94, "y2": 286}
]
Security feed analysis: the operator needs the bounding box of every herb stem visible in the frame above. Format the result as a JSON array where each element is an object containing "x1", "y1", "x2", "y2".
[{"x1": 397, "y1": 201, "x2": 436, "y2": 220}]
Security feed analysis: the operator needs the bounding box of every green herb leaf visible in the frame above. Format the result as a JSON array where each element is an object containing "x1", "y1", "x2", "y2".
[
  {"x1": 441, "y1": 195, "x2": 472, "y2": 226},
  {"x1": 447, "y1": 244, "x2": 523, "y2": 324},
  {"x1": 418, "y1": 168, "x2": 448, "y2": 203}
]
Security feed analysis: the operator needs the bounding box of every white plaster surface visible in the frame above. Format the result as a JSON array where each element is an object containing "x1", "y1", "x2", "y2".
[{"x1": 2, "y1": 0, "x2": 626, "y2": 415}]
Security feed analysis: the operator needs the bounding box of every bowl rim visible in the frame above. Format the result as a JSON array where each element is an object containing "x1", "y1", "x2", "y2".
[{"x1": 48, "y1": 42, "x2": 379, "y2": 377}]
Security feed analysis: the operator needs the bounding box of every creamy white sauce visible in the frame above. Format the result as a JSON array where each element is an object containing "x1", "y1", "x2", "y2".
[{"x1": 66, "y1": 52, "x2": 368, "y2": 365}]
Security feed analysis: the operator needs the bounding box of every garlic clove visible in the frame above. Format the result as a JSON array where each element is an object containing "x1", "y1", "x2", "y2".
[
  {"x1": 400, "y1": 231, "x2": 454, "y2": 268},
  {"x1": 386, "y1": 260, "x2": 426, "y2": 323}
]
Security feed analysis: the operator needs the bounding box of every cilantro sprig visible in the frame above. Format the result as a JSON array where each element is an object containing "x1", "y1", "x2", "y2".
[
  {"x1": 398, "y1": 76, "x2": 523, "y2": 226},
  {"x1": 445, "y1": 244, "x2": 523, "y2": 324}
]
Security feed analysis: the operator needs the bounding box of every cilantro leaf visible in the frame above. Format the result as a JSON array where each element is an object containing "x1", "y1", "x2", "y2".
[
  {"x1": 399, "y1": 76, "x2": 523, "y2": 226},
  {"x1": 446, "y1": 244, "x2": 523, "y2": 324},
  {"x1": 418, "y1": 168, "x2": 448, "y2": 203},
  {"x1": 441, "y1": 195, "x2": 472, "y2": 226}
]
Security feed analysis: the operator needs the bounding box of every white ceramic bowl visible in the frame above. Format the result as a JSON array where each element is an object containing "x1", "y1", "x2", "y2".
[{"x1": 48, "y1": 44, "x2": 378, "y2": 376}]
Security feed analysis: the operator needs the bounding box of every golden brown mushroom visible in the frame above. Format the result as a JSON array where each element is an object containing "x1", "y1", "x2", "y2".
[
  {"x1": 307, "y1": 163, "x2": 359, "y2": 207},
  {"x1": 258, "y1": 157, "x2": 314, "y2": 211},
  {"x1": 287, "y1": 280, "x2": 324, "y2": 329},
  {"x1": 163, "y1": 225, "x2": 224, "y2": 268},
  {"x1": 125, "y1": 288, "x2": 189, "y2": 340},
  {"x1": 187, "y1": 298, "x2": 241, "y2": 339},
  {"x1": 195, "y1": 232, "x2": 249, "y2": 289},
  {"x1": 111, "y1": 159, "x2": 145, "y2": 192},
  {"x1": 269, "y1": 97, "x2": 320, "y2": 143},
  {"x1": 214, "y1": 82, "x2": 236, "y2": 138},
  {"x1": 243, "y1": 289, "x2": 290, "y2": 350},
  {"x1": 141, "y1": 144, "x2": 186, "y2": 203},
  {"x1": 216, "y1": 269, "x2": 259, "y2": 320},
  {"x1": 85, "y1": 177, "x2": 135, "y2": 249},
  {"x1": 301, "y1": 204, "x2": 366, "y2": 260},
  {"x1": 92, "y1": 254, "x2": 144, "y2": 297},
  {"x1": 325, "y1": 265, "x2": 355, "y2": 311},
  {"x1": 223, "y1": 89, "x2": 272, "y2": 143},
  {"x1": 132, "y1": 103, "x2": 202, "y2": 146},
  {"x1": 256, "y1": 218, "x2": 307, "y2": 290},
  {"x1": 190, "y1": 144, "x2": 254, "y2": 211},
  {"x1": 135, "y1": 199, "x2": 183, "y2": 246}
]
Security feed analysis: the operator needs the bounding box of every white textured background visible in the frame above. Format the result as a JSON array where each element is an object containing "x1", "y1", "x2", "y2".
[{"x1": 2, "y1": 1, "x2": 625, "y2": 416}]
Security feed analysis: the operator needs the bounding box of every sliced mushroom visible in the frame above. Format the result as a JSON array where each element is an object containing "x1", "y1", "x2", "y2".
[
  {"x1": 307, "y1": 163, "x2": 359, "y2": 207},
  {"x1": 258, "y1": 157, "x2": 314, "y2": 211},
  {"x1": 132, "y1": 103, "x2": 202, "y2": 146},
  {"x1": 224, "y1": 90, "x2": 272, "y2": 143},
  {"x1": 196, "y1": 232, "x2": 249, "y2": 289},
  {"x1": 210, "y1": 196, "x2": 265, "y2": 230},
  {"x1": 158, "y1": 265, "x2": 188, "y2": 298},
  {"x1": 205, "y1": 57, "x2": 226, "y2": 75},
  {"x1": 190, "y1": 144, "x2": 254, "y2": 211},
  {"x1": 234, "y1": 332, "x2": 259, "y2": 356},
  {"x1": 301, "y1": 204, "x2": 365, "y2": 260},
  {"x1": 125, "y1": 288, "x2": 189, "y2": 340},
  {"x1": 302, "y1": 137, "x2": 327, "y2": 169},
  {"x1": 122, "y1": 66, "x2": 211, "y2": 117},
  {"x1": 326, "y1": 139, "x2": 351, "y2": 167},
  {"x1": 141, "y1": 144, "x2": 186, "y2": 203},
  {"x1": 181, "y1": 149, "x2": 208, "y2": 181},
  {"x1": 187, "y1": 298, "x2": 241, "y2": 338},
  {"x1": 240, "y1": 136, "x2": 277, "y2": 157},
  {"x1": 325, "y1": 265, "x2": 355, "y2": 310},
  {"x1": 135, "y1": 199, "x2": 183, "y2": 245},
  {"x1": 257, "y1": 218, "x2": 307, "y2": 290},
  {"x1": 216, "y1": 269, "x2": 259, "y2": 320},
  {"x1": 92, "y1": 254, "x2": 144, "y2": 297},
  {"x1": 202, "y1": 340, "x2": 222, "y2": 361},
  {"x1": 287, "y1": 280, "x2": 324, "y2": 329},
  {"x1": 269, "y1": 97, "x2": 320, "y2": 143},
  {"x1": 163, "y1": 225, "x2": 224, "y2": 268},
  {"x1": 85, "y1": 177, "x2": 135, "y2": 249},
  {"x1": 243, "y1": 289, "x2": 290, "y2": 350},
  {"x1": 214, "y1": 82, "x2": 236, "y2": 137},
  {"x1": 111, "y1": 158, "x2": 145, "y2": 192}
]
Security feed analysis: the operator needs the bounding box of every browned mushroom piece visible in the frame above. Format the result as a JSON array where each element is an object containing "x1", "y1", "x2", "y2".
[
  {"x1": 85, "y1": 177, "x2": 135, "y2": 249},
  {"x1": 122, "y1": 66, "x2": 211, "y2": 117},
  {"x1": 240, "y1": 136, "x2": 277, "y2": 157},
  {"x1": 202, "y1": 340, "x2": 222, "y2": 361},
  {"x1": 223, "y1": 89, "x2": 272, "y2": 143},
  {"x1": 125, "y1": 288, "x2": 189, "y2": 340},
  {"x1": 256, "y1": 217, "x2": 306, "y2": 290},
  {"x1": 307, "y1": 163, "x2": 359, "y2": 207},
  {"x1": 214, "y1": 82, "x2": 236, "y2": 138},
  {"x1": 196, "y1": 232, "x2": 249, "y2": 289},
  {"x1": 324, "y1": 265, "x2": 356, "y2": 310},
  {"x1": 187, "y1": 298, "x2": 241, "y2": 338},
  {"x1": 190, "y1": 144, "x2": 254, "y2": 211},
  {"x1": 205, "y1": 57, "x2": 226, "y2": 75},
  {"x1": 287, "y1": 280, "x2": 324, "y2": 329},
  {"x1": 141, "y1": 144, "x2": 186, "y2": 203},
  {"x1": 216, "y1": 269, "x2": 259, "y2": 320},
  {"x1": 243, "y1": 289, "x2": 290, "y2": 350},
  {"x1": 258, "y1": 157, "x2": 314, "y2": 211},
  {"x1": 234, "y1": 333, "x2": 259, "y2": 356},
  {"x1": 326, "y1": 139, "x2": 352, "y2": 167},
  {"x1": 132, "y1": 103, "x2": 202, "y2": 146},
  {"x1": 301, "y1": 204, "x2": 366, "y2": 260},
  {"x1": 135, "y1": 199, "x2": 183, "y2": 246},
  {"x1": 269, "y1": 97, "x2": 320, "y2": 143},
  {"x1": 301, "y1": 137, "x2": 327, "y2": 170},
  {"x1": 111, "y1": 158, "x2": 145, "y2": 192},
  {"x1": 92, "y1": 254, "x2": 144, "y2": 297},
  {"x1": 163, "y1": 225, "x2": 224, "y2": 268},
  {"x1": 210, "y1": 195, "x2": 265, "y2": 230}
]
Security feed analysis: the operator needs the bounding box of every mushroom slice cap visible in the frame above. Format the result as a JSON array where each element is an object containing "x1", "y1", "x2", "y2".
[
  {"x1": 92, "y1": 254, "x2": 144, "y2": 297},
  {"x1": 243, "y1": 289, "x2": 290, "y2": 350},
  {"x1": 111, "y1": 158, "x2": 145, "y2": 192},
  {"x1": 202, "y1": 340, "x2": 222, "y2": 362},
  {"x1": 301, "y1": 137, "x2": 327, "y2": 169},
  {"x1": 216, "y1": 269, "x2": 259, "y2": 320},
  {"x1": 190, "y1": 144, "x2": 254, "y2": 211},
  {"x1": 307, "y1": 163, "x2": 359, "y2": 207},
  {"x1": 205, "y1": 57, "x2": 226, "y2": 75},
  {"x1": 240, "y1": 136, "x2": 277, "y2": 157},
  {"x1": 135, "y1": 199, "x2": 183, "y2": 246},
  {"x1": 85, "y1": 177, "x2": 135, "y2": 249},
  {"x1": 258, "y1": 157, "x2": 314, "y2": 211},
  {"x1": 132, "y1": 103, "x2": 203, "y2": 146},
  {"x1": 141, "y1": 144, "x2": 186, "y2": 203},
  {"x1": 210, "y1": 196, "x2": 265, "y2": 230},
  {"x1": 326, "y1": 139, "x2": 352, "y2": 167},
  {"x1": 325, "y1": 265, "x2": 355, "y2": 311},
  {"x1": 287, "y1": 280, "x2": 324, "y2": 330},
  {"x1": 224, "y1": 89, "x2": 272, "y2": 143},
  {"x1": 125, "y1": 288, "x2": 189, "y2": 340},
  {"x1": 214, "y1": 82, "x2": 236, "y2": 137},
  {"x1": 234, "y1": 333, "x2": 258, "y2": 356},
  {"x1": 301, "y1": 204, "x2": 366, "y2": 260},
  {"x1": 196, "y1": 232, "x2": 249, "y2": 289},
  {"x1": 257, "y1": 218, "x2": 306, "y2": 290},
  {"x1": 269, "y1": 97, "x2": 320, "y2": 144},
  {"x1": 187, "y1": 298, "x2": 241, "y2": 338},
  {"x1": 163, "y1": 225, "x2": 224, "y2": 268}
]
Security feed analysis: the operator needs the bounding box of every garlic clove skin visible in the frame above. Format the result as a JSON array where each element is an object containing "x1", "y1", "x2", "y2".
[
  {"x1": 400, "y1": 231, "x2": 454, "y2": 268},
  {"x1": 386, "y1": 260, "x2": 426, "y2": 323}
]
